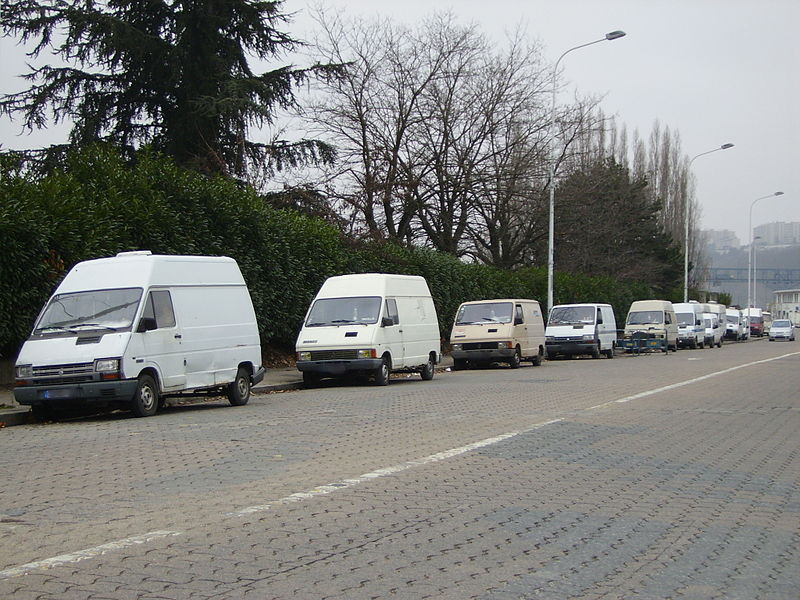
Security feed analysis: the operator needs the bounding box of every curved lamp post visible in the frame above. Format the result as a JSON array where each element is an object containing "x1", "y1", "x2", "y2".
[
  {"x1": 747, "y1": 191, "x2": 784, "y2": 310},
  {"x1": 547, "y1": 30, "x2": 626, "y2": 313},
  {"x1": 684, "y1": 143, "x2": 734, "y2": 302}
]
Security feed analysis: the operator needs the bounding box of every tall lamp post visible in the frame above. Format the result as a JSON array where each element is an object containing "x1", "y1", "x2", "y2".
[
  {"x1": 752, "y1": 236, "x2": 762, "y2": 309},
  {"x1": 684, "y1": 143, "x2": 734, "y2": 302},
  {"x1": 747, "y1": 191, "x2": 784, "y2": 310},
  {"x1": 547, "y1": 30, "x2": 626, "y2": 313}
]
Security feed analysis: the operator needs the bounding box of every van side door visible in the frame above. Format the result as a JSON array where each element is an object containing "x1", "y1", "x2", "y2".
[
  {"x1": 134, "y1": 289, "x2": 187, "y2": 391},
  {"x1": 381, "y1": 298, "x2": 405, "y2": 367}
]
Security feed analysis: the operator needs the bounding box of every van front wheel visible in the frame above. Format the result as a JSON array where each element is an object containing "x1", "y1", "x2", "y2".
[
  {"x1": 374, "y1": 358, "x2": 390, "y2": 386},
  {"x1": 420, "y1": 357, "x2": 435, "y2": 381},
  {"x1": 508, "y1": 348, "x2": 521, "y2": 369},
  {"x1": 227, "y1": 368, "x2": 251, "y2": 406},
  {"x1": 132, "y1": 374, "x2": 159, "y2": 417}
]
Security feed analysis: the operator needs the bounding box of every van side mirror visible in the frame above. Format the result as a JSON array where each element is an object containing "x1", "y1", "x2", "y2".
[
  {"x1": 381, "y1": 317, "x2": 394, "y2": 327},
  {"x1": 137, "y1": 317, "x2": 157, "y2": 333}
]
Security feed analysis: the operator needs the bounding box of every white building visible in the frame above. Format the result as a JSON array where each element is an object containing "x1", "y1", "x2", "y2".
[
  {"x1": 770, "y1": 289, "x2": 800, "y2": 326},
  {"x1": 753, "y1": 222, "x2": 800, "y2": 247}
]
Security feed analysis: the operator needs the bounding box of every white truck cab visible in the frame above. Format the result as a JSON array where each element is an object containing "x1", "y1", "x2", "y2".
[{"x1": 14, "y1": 252, "x2": 265, "y2": 419}]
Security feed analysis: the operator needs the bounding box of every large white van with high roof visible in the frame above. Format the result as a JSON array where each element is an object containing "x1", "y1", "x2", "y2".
[{"x1": 14, "y1": 251, "x2": 265, "y2": 419}]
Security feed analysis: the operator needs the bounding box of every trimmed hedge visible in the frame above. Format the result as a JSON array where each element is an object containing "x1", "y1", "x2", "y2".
[{"x1": 0, "y1": 146, "x2": 657, "y2": 357}]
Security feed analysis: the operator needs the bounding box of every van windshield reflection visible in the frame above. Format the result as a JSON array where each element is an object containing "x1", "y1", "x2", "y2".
[
  {"x1": 549, "y1": 306, "x2": 594, "y2": 325},
  {"x1": 34, "y1": 288, "x2": 143, "y2": 334},
  {"x1": 305, "y1": 296, "x2": 382, "y2": 326},
  {"x1": 627, "y1": 311, "x2": 664, "y2": 325},
  {"x1": 456, "y1": 302, "x2": 513, "y2": 325}
]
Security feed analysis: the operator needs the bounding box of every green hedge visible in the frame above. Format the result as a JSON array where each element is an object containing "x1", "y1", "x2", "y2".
[{"x1": 0, "y1": 146, "x2": 657, "y2": 357}]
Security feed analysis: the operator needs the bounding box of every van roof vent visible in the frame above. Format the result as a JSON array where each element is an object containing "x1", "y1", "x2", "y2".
[{"x1": 116, "y1": 250, "x2": 153, "y2": 257}]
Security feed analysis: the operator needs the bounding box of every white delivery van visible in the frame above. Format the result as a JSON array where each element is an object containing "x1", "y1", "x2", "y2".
[
  {"x1": 295, "y1": 273, "x2": 441, "y2": 386},
  {"x1": 702, "y1": 311, "x2": 723, "y2": 348},
  {"x1": 450, "y1": 299, "x2": 545, "y2": 369},
  {"x1": 673, "y1": 301, "x2": 706, "y2": 349},
  {"x1": 708, "y1": 302, "x2": 727, "y2": 345},
  {"x1": 14, "y1": 251, "x2": 265, "y2": 419},
  {"x1": 622, "y1": 299, "x2": 678, "y2": 352},
  {"x1": 545, "y1": 303, "x2": 617, "y2": 359},
  {"x1": 724, "y1": 308, "x2": 748, "y2": 341}
]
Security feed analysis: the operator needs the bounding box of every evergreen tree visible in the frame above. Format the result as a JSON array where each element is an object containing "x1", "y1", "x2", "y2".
[{"x1": 1, "y1": 0, "x2": 338, "y2": 177}]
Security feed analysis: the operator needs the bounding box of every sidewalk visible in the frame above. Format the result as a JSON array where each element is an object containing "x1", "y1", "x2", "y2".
[{"x1": 0, "y1": 357, "x2": 454, "y2": 427}]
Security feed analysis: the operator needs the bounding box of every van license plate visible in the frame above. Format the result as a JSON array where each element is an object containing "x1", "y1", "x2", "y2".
[{"x1": 42, "y1": 389, "x2": 73, "y2": 399}]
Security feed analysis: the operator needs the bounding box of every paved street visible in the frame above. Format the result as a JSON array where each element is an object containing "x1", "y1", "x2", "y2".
[{"x1": 1, "y1": 339, "x2": 798, "y2": 599}]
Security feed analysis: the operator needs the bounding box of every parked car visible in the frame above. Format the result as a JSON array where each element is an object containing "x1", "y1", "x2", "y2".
[
  {"x1": 450, "y1": 299, "x2": 545, "y2": 369},
  {"x1": 768, "y1": 319, "x2": 796, "y2": 341},
  {"x1": 295, "y1": 273, "x2": 441, "y2": 386},
  {"x1": 14, "y1": 251, "x2": 265, "y2": 419},
  {"x1": 674, "y1": 302, "x2": 705, "y2": 349}
]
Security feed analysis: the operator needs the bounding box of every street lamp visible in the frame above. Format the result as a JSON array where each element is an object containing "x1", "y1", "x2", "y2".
[
  {"x1": 547, "y1": 30, "x2": 626, "y2": 313},
  {"x1": 747, "y1": 191, "x2": 784, "y2": 310},
  {"x1": 752, "y1": 236, "x2": 762, "y2": 309},
  {"x1": 683, "y1": 143, "x2": 734, "y2": 302}
]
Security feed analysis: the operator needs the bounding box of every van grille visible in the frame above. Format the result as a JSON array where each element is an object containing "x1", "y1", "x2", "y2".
[
  {"x1": 311, "y1": 350, "x2": 359, "y2": 361},
  {"x1": 552, "y1": 336, "x2": 584, "y2": 342},
  {"x1": 31, "y1": 362, "x2": 94, "y2": 384},
  {"x1": 463, "y1": 342, "x2": 501, "y2": 350}
]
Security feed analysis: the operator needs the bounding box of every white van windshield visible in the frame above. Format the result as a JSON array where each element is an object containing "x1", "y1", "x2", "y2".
[
  {"x1": 35, "y1": 288, "x2": 143, "y2": 333},
  {"x1": 627, "y1": 310, "x2": 663, "y2": 325},
  {"x1": 549, "y1": 306, "x2": 594, "y2": 325},
  {"x1": 726, "y1": 315, "x2": 739, "y2": 324},
  {"x1": 306, "y1": 296, "x2": 382, "y2": 326},
  {"x1": 456, "y1": 302, "x2": 513, "y2": 325},
  {"x1": 676, "y1": 312, "x2": 694, "y2": 326}
]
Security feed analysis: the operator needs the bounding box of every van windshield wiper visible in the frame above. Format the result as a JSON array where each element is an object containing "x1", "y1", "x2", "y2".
[
  {"x1": 35, "y1": 326, "x2": 68, "y2": 333},
  {"x1": 331, "y1": 319, "x2": 357, "y2": 324},
  {"x1": 67, "y1": 323, "x2": 120, "y2": 332}
]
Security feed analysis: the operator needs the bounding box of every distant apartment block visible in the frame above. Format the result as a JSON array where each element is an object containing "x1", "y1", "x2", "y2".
[
  {"x1": 704, "y1": 229, "x2": 740, "y2": 253},
  {"x1": 753, "y1": 221, "x2": 800, "y2": 246}
]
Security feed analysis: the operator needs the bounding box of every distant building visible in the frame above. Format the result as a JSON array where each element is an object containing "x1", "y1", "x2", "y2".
[
  {"x1": 753, "y1": 221, "x2": 800, "y2": 247},
  {"x1": 770, "y1": 289, "x2": 800, "y2": 326},
  {"x1": 704, "y1": 229, "x2": 740, "y2": 253}
]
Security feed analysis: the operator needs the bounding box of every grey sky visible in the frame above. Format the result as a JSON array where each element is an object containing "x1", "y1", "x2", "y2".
[{"x1": 2, "y1": 0, "x2": 798, "y2": 244}]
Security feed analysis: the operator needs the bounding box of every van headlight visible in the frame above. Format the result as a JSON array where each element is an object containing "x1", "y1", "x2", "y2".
[
  {"x1": 545, "y1": 336, "x2": 555, "y2": 342},
  {"x1": 451, "y1": 344, "x2": 462, "y2": 351},
  {"x1": 582, "y1": 334, "x2": 595, "y2": 341},
  {"x1": 94, "y1": 358, "x2": 120, "y2": 373},
  {"x1": 297, "y1": 351, "x2": 312, "y2": 361},
  {"x1": 15, "y1": 364, "x2": 33, "y2": 379},
  {"x1": 497, "y1": 341, "x2": 512, "y2": 349},
  {"x1": 357, "y1": 349, "x2": 376, "y2": 359}
]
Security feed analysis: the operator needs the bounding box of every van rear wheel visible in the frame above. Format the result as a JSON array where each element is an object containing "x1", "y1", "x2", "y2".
[
  {"x1": 531, "y1": 346, "x2": 543, "y2": 366},
  {"x1": 131, "y1": 374, "x2": 158, "y2": 417},
  {"x1": 420, "y1": 357, "x2": 435, "y2": 381},
  {"x1": 227, "y1": 368, "x2": 251, "y2": 406}
]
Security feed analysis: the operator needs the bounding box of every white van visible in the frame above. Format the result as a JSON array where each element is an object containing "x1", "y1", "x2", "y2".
[
  {"x1": 702, "y1": 311, "x2": 723, "y2": 348},
  {"x1": 724, "y1": 308, "x2": 748, "y2": 341},
  {"x1": 295, "y1": 273, "x2": 440, "y2": 386},
  {"x1": 450, "y1": 299, "x2": 545, "y2": 369},
  {"x1": 708, "y1": 302, "x2": 727, "y2": 345},
  {"x1": 673, "y1": 301, "x2": 706, "y2": 349},
  {"x1": 14, "y1": 251, "x2": 265, "y2": 419},
  {"x1": 622, "y1": 299, "x2": 678, "y2": 352},
  {"x1": 545, "y1": 303, "x2": 617, "y2": 359}
]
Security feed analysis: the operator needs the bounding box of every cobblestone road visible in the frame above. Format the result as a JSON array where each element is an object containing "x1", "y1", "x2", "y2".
[{"x1": 1, "y1": 340, "x2": 798, "y2": 598}]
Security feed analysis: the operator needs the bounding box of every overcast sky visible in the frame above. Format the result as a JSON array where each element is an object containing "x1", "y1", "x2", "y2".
[{"x1": 2, "y1": 0, "x2": 798, "y2": 244}]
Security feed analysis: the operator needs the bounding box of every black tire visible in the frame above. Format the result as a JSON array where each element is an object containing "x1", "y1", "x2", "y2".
[
  {"x1": 531, "y1": 346, "x2": 543, "y2": 366},
  {"x1": 420, "y1": 357, "x2": 435, "y2": 381},
  {"x1": 591, "y1": 343, "x2": 601, "y2": 359},
  {"x1": 508, "y1": 347, "x2": 521, "y2": 369},
  {"x1": 31, "y1": 403, "x2": 55, "y2": 422},
  {"x1": 374, "y1": 357, "x2": 390, "y2": 386},
  {"x1": 131, "y1": 374, "x2": 159, "y2": 417},
  {"x1": 452, "y1": 358, "x2": 468, "y2": 371},
  {"x1": 227, "y1": 367, "x2": 251, "y2": 406},
  {"x1": 604, "y1": 344, "x2": 615, "y2": 359},
  {"x1": 303, "y1": 371, "x2": 321, "y2": 388}
]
